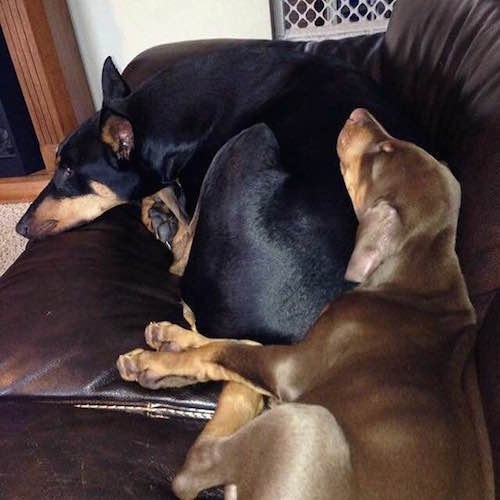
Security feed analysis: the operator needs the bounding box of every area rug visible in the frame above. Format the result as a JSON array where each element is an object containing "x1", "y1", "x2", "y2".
[{"x1": 0, "y1": 203, "x2": 29, "y2": 276}]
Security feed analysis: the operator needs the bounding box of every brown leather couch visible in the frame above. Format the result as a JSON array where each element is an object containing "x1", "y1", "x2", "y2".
[{"x1": 1, "y1": 0, "x2": 498, "y2": 497}]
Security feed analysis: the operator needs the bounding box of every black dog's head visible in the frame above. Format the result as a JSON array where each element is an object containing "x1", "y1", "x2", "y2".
[{"x1": 17, "y1": 58, "x2": 147, "y2": 239}]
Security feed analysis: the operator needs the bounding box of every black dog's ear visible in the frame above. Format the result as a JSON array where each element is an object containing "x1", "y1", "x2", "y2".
[
  {"x1": 100, "y1": 58, "x2": 134, "y2": 161},
  {"x1": 101, "y1": 56, "x2": 130, "y2": 104},
  {"x1": 100, "y1": 111, "x2": 134, "y2": 161}
]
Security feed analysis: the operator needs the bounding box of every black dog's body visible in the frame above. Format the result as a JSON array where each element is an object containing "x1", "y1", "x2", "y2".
[
  {"x1": 18, "y1": 42, "x2": 424, "y2": 344},
  {"x1": 182, "y1": 124, "x2": 356, "y2": 343}
]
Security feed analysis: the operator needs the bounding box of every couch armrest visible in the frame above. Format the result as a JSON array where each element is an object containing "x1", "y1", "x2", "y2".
[
  {"x1": 381, "y1": 0, "x2": 500, "y2": 323},
  {"x1": 122, "y1": 35, "x2": 384, "y2": 92}
]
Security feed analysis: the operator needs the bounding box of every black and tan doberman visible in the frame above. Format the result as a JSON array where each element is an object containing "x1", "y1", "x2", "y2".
[
  {"x1": 16, "y1": 43, "x2": 424, "y2": 344},
  {"x1": 117, "y1": 109, "x2": 490, "y2": 499}
]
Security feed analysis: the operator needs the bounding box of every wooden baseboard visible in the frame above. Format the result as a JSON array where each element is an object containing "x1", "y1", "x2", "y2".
[{"x1": 0, "y1": 170, "x2": 50, "y2": 203}]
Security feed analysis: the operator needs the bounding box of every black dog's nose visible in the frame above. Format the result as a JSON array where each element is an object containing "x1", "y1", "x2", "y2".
[{"x1": 16, "y1": 216, "x2": 30, "y2": 238}]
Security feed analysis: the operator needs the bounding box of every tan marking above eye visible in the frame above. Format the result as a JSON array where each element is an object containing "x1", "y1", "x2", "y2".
[{"x1": 89, "y1": 180, "x2": 122, "y2": 199}]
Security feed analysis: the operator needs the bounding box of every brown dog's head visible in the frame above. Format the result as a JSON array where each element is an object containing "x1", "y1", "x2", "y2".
[{"x1": 337, "y1": 108, "x2": 461, "y2": 284}]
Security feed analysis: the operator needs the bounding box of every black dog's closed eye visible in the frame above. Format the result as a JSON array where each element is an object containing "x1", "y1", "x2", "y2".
[
  {"x1": 53, "y1": 165, "x2": 75, "y2": 190},
  {"x1": 62, "y1": 166, "x2": 74, "y2": 178}
]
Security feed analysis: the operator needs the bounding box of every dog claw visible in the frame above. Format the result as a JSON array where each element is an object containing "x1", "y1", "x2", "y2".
[
  {"x1": 145, "y1": 321, "x2": 183, "y2": 351},
  {"x1": 116, "y1": 348, "x2": 145, "y2": 381},
  {"x1": 116, "y1": 347, "x2": 201, "y2": 390},
  {"x1": 145, "y1": 321, "x2": 195, "y2": 351}
]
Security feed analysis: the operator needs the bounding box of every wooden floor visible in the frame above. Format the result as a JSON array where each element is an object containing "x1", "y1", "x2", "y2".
[{"x1": 0, "y1": 170, "x2": 50, "y2": 204}]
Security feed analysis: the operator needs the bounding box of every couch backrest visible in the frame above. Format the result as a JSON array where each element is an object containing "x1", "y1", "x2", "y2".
[{"x1": 381, "y1": 0, "x2": 500, "y2": 321}]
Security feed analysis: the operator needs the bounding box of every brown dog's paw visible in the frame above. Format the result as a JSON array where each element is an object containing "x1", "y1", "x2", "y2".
[
  {"x1": 145, "y1": 321, "x2": 186, "y2": 351},
  {"x1": 173, "y1": 437, "x2": 224, "y2": 500},
  {"x1": 116, "y1": 349, "x2": 198, "y2": 389},
  {"x1": 145, "y1": 321, "x2": 210, "y2": 352},
  {"x1": 116, "y1": 348, "x2": 146, "y2": 381}
]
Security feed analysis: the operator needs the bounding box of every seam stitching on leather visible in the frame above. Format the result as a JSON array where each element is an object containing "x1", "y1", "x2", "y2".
[{"x1": 73, "y1": 402, "x2": 214, "y2": 420}]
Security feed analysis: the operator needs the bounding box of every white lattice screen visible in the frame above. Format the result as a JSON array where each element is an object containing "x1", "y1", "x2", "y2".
[{"x1": 271, "y1": 0, "x2": 397, "y2": 40}]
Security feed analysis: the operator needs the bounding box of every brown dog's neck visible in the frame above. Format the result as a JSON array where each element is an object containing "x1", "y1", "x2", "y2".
[
  {"x1": 359, "y1": 229, "x2": 476, "y2": 327},
  {"x1": 358, "y1": 279, "x2": 476, "y2": 326}
]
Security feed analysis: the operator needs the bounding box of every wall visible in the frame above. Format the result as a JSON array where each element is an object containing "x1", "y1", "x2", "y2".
[{"x1": 67, "y1": 0, "x2": 273, "y2": 107}]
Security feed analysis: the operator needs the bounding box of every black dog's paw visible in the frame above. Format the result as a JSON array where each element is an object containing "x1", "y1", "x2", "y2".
[{"x1": 149, "y1": 201, "x2": 178, "y2": 249}]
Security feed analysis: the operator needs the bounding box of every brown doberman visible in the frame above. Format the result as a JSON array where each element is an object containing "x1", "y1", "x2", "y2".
[{"x1": 117, "y1": 109, "x2": 491, "y2": 499}]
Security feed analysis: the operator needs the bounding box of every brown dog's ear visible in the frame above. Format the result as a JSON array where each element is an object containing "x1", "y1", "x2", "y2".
[
  {"x1": 345, "y1": 200, "x2": 401, "y2": 282},
  {"x1": 100, "y1": 114, "x2": 134, "y2": 161}
]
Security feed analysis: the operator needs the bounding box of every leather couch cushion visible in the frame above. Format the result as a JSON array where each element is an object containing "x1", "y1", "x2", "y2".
[
  {"x1": 0, "y1": 204, "x2": 218, "y2": 416},
  {"x1": 0, "y1": 400, "x2": 222, "y2": 499}
]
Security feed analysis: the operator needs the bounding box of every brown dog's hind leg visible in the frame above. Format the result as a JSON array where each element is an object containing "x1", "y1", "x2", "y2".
[
  {"x1": 173, "y1": 382, "x2": 263, "y2": 499},
  {"x1": 202, "y1": 382, "x2": 264, "y2": 439},
  {"x1": 173, "y1": 403, "x2": 353, "y2": 500}
]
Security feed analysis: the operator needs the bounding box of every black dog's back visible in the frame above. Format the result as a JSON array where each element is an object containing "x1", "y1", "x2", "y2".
[
  {"x1": 178, "y1": 49, "x2": 424, "y2": 344},
  {"x1": 183, "y1": 124, "x2": 353, "y2": 343}
]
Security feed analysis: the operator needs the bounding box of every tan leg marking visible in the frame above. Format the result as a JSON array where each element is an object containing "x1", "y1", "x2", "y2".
[
  {"x1": 140, "y1": 194, "x2": 157, "y2": 233},
  {"x1": 169, "y1": 201, "x2": 199, "y2": 276},
  {"x1": 182, "y1": 301, "x2": 198, "y2": 331}
]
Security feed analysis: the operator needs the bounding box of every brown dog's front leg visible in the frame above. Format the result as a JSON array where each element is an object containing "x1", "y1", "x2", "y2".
[
  {"x1": 116, "y1": 342, "x2": 274, "y2": 397},
  {"x1": 117, "y1": 339, "x2": 300, "y2": 403}
]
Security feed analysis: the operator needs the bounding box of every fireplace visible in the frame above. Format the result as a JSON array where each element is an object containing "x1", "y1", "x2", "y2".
[
  {"x1": 0, "y1": 27, "x2": 44, "y2": 178},
  {"x1": 0, "y1": 0, "x2": 93, "y2": 201}
]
